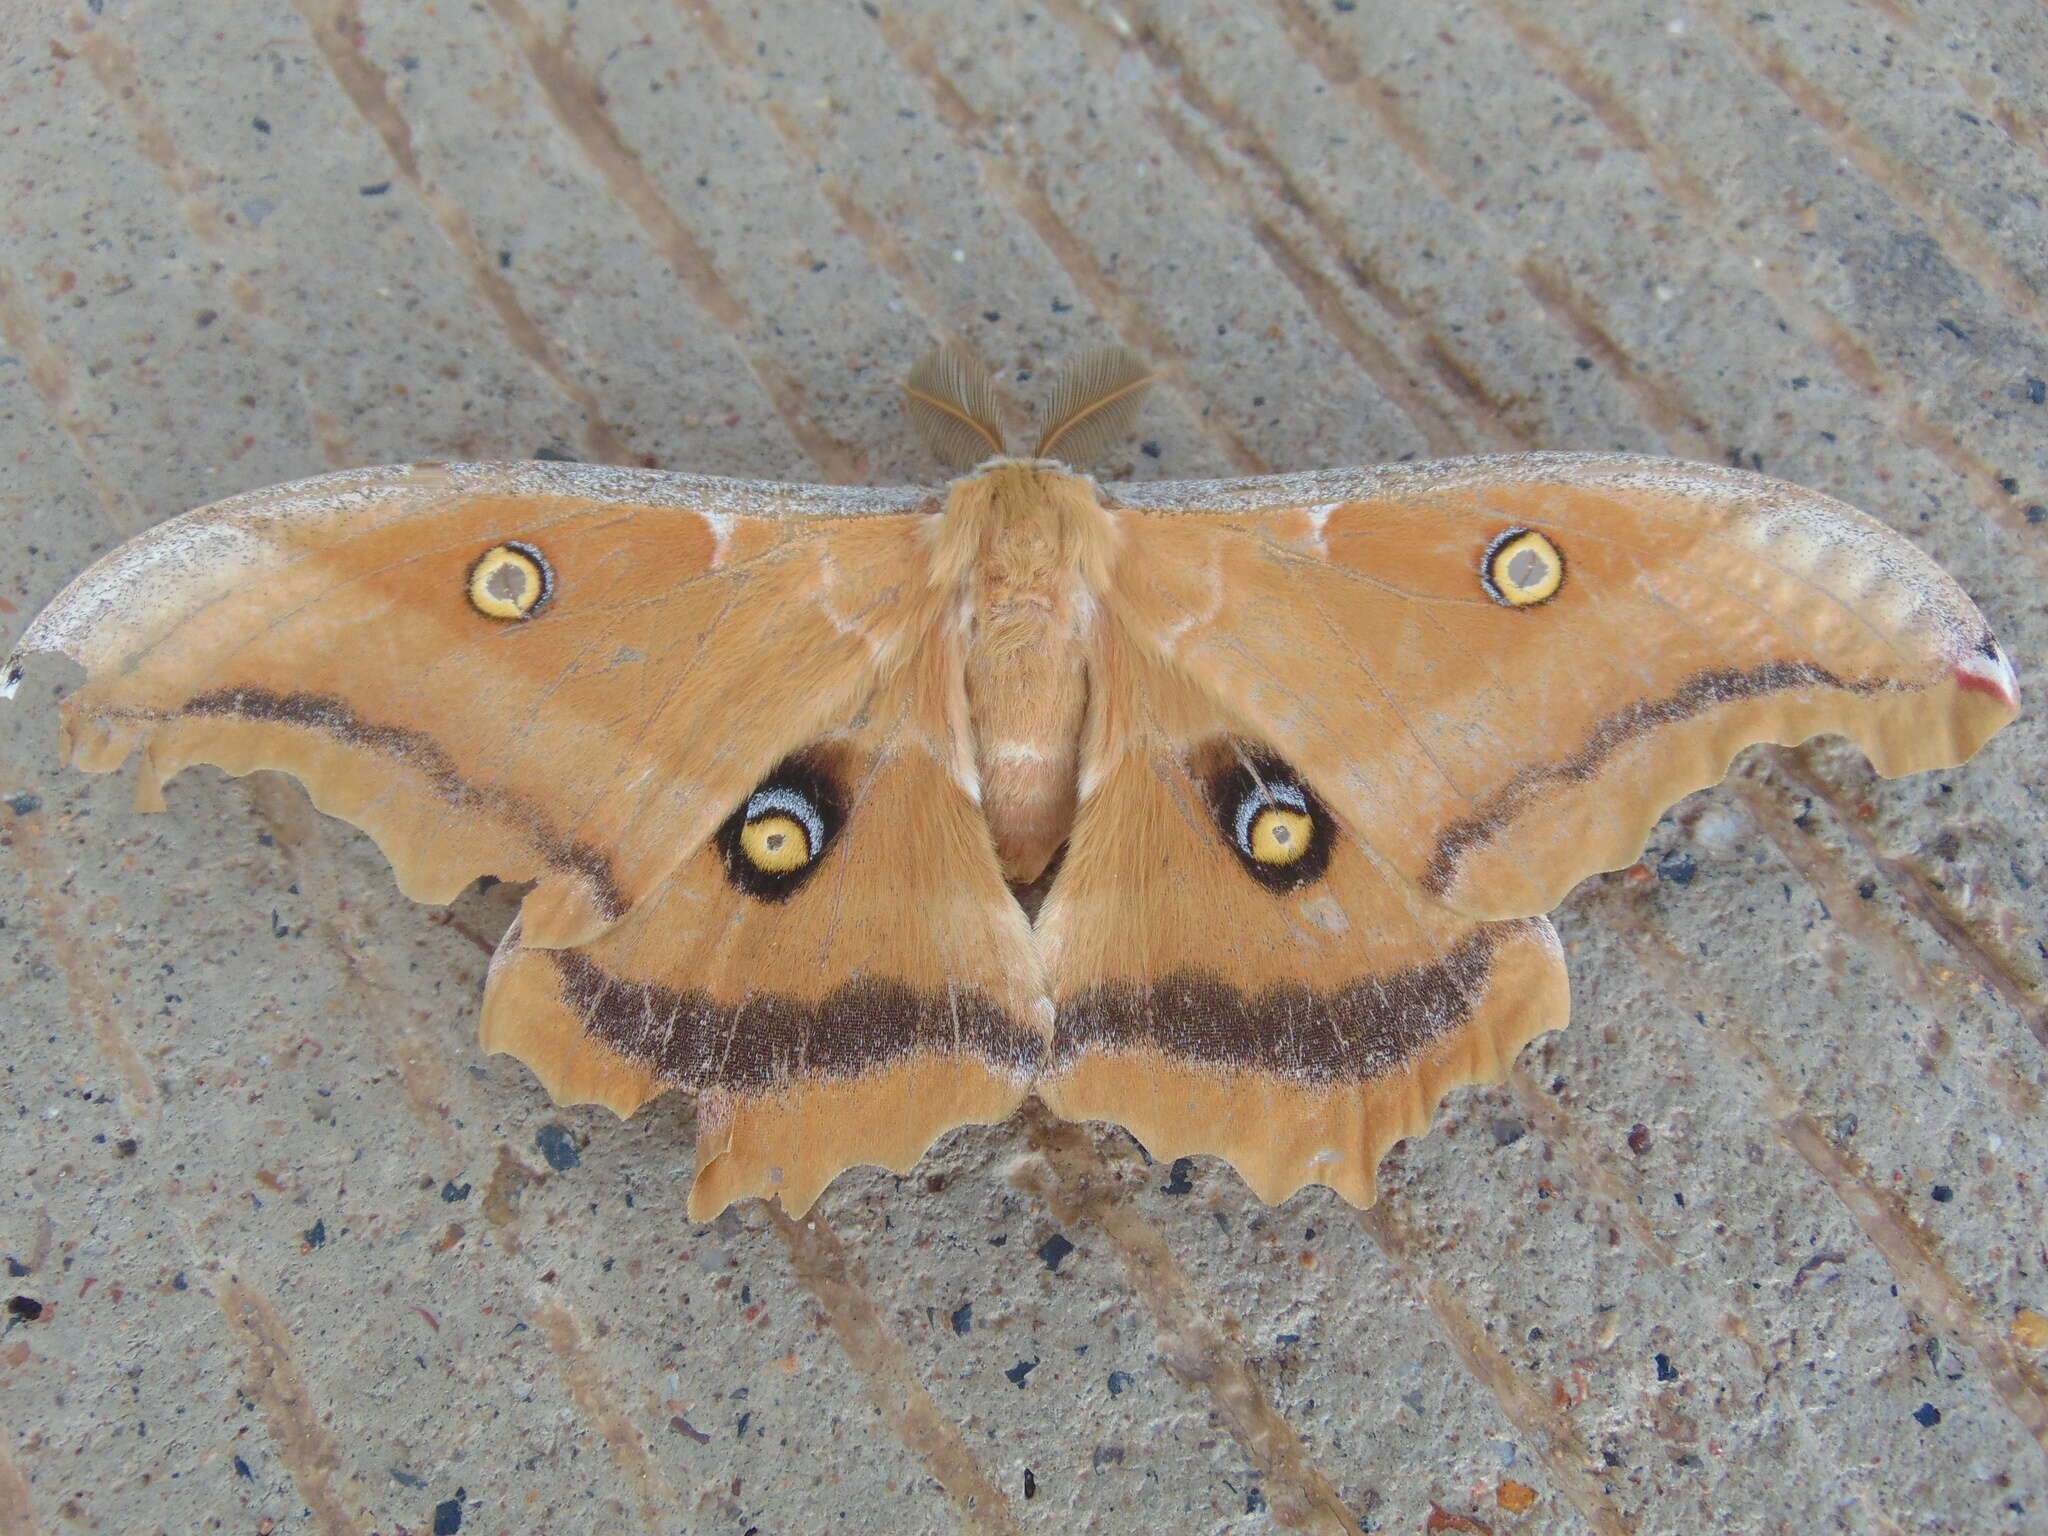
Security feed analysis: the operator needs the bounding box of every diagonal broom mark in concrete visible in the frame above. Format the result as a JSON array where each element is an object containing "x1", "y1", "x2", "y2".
[
  {"x1": 867, "y1": 9, "x2": 1268, "y2": 476},
  {"x1": 1693, "y1": 0, "x2": 2048, "y2": 331},
  {"x1": 216, "y1": 1274, "x2": 370, "y2": 1536},
  {"x1": 1844, "y1": 0, "x2": 2048, "y2": 166},
  {"x1": 1762, "y1": 751, "x2": 2048, "y2": 1051},
  {"x1": 1019, "y1": 1110, "x2": 1362, "y2": 1536},
  {"x1": 768, "y1": 1205, "x2": 1023, "y2": 1536},
  {"x1": 483, "y1": 0, "x2": 865, "y2": 483},
  {"x1": 69, "y1": 9, "x2": 359, "y2": 470},
  {"x1": 0, "y1": 265, "x2": 141, "y2": 536},
  {"x1": 1041, "y1": 0, "x2": 1507, "y2": 457},
  {"x1": 533, "y1": 1294, "x2": 683, "y2": 1534},
  {"x1": 292, "y1": 0, "x2": 635, "y2": 468},
  {"x1": 1357, "y1": 1200, "x2": 1639, "y2": 1536},
  {"x1": 8, "y1": 813, "x2": 160, "y2": 1124},
  {"x1": 670, "y1": 0, "x2": 1027, "y2": 430},
  {"x1": 1625, "y1": 923, "x2": 2048, "y2": 1463},
  {"x1": 0, "y1": 1439, "x2": 43, "y2": 1536},
  {"x1": 1467, "y1": 0, "x2": 2048, "y2": 575}
]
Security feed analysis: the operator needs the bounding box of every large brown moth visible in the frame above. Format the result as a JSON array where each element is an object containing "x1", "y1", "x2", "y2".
[{"x1": 5, "y1": 347, "x2": 2019, "y2": 1220}]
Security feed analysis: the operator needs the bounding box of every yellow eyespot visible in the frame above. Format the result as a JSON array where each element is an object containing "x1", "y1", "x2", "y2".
[
  {"x1": 740, "y1": 814, "x2": 812, "y2": 873},
  {"x1": 468, "y1": 542, "x2": 550, "y2": 619},
  {"x1": 1483, "y1": 528, "x2": 1564, "y2": 607},
  {"x1": 1248, "y1": 806, "x2": 1315, "y2": 866}
]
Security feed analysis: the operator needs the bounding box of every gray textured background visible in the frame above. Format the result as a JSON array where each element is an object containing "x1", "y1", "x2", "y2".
[{"x1": 3, "y1": 2, "x2": 2045, "y2": 1533}]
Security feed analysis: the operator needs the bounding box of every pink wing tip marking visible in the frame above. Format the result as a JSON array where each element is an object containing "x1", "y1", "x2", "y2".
[{"x1": 1953, "y1": 640, "x2": 2020, "y2": 712}]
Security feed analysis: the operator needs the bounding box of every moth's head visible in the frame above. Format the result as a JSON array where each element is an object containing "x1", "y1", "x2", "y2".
[{"x1": 903, "y1": 342, "x2": 1156, "y2": 474}]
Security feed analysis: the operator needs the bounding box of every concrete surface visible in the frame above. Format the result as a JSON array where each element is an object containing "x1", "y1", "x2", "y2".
[{"x1": 2, "y1": 2, "x2": 2045, "y2": 1533}]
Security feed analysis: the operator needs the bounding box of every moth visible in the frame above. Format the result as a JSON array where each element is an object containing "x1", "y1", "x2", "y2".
[{"x1": 5, "y1": 347, "x2": 2019, "y2": 1220}]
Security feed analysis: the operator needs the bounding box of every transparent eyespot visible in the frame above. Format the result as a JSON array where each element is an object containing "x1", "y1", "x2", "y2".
[
  {"x1": 1482, "y1": 528, "x2": 1564, "y2": 607},
  {"x1": 467, "y1": 542, "x2": 552, "y2": 620}
]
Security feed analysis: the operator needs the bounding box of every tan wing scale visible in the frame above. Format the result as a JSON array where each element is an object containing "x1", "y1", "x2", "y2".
[
  {"x1": 1105, "y1": 454, "x2": 2019, "y2": 920},
  {"x1": 1036, "y1": 634, "x2": 1568, "y2": 1206},
  {"x1": 479, "y1": 636, "x2": 1049, "y2": 1220},
  {"x1": 7, "y1": 461, "x2": 942, "y2": 948}
]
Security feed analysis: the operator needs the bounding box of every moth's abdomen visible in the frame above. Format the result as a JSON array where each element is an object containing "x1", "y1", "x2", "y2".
[
  {"x1": 967, "y1": 623, "x2": 1088, "y2": 884},
  {"x1": 937, "y1": 462, "x2": 1120, "y2": 887}
]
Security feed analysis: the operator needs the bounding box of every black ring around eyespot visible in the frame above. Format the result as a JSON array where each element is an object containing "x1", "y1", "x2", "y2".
[
  {"x1": 467, "y1": 540, "x2": 556, "y2": 618},
  {"x1": 1194, "y1": 741, "x2": 1335, "y2": 892},
  {"x1": 716, "y1": 751, "x2": 848, "y2": 902}
]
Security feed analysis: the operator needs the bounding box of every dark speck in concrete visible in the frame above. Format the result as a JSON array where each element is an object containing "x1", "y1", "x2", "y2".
[
  {"x1": 360, "y1": 181, "x2": 392, "y2": 197},
  {"x1": 304, "y1": 1219, "x2": 326, "y2": 1249},
  {"x1": 433, "y1": 1495, "x2": 463, "y2": 1533},
  {"x1": 252, "y1": 116, "x2": 270, "y2": 134},
  {"x1": 1107, "y1": 1370, "x2": 1133, "y2": 1395},
  {"x1": 3, "y1": 793, "x2": 40, "y2": 816},
  {"x1": 1656, "y1": 850, "x2": 1697, "y2": 885},
  {"x1": 1038, "y1": 1233, "x2": 1074, "y2": 1272},
  {"x1": 1655, "y1": 1353, "x2": 1677, "y2": 1382},
  {"x1": 3, "y1": 1260, "x2": 23, "y2": 1280},
  {"x1": 1858, "y1": 880, "x2": 1877, "y2": 899},
  {"x1": 1628, "y1": 1124, "x2": 1652, "y2": 1156},
  {"x1": 1914, "y1": 1403, "x2": 1942, "y2": 1428},
  {"x1": 1006, "y1": 1357, "x2": 1040, "y2": 1387},
  {"x1": 1023, "y1": 1467, "x2": 1037, "y2": 1499},
  {"x1": 950, "y1": 1302, "x2": 972, "y2": 1335},
  {"x1": 1161, "y1": 1158, "x2": 1196, "y2": 1195},
  {"x1": 390, "y1": 1468, "x2": 427, "y2": 1490},
  {"x1": 1931, "y1": 1184, "x2": 1954, "y2": 1203},
  {"x1": 1488, "y1": 1116, "x2": 1526, "y2": 1148},
  {"x1": 7, "y1": 1296, "x2": 43, "y2": 1320},
  {"x1": 441, "y1": 1180, "x2": 471, "y2": 1202},
  {"x1": 2028, "y1": 378, "x2": 2046, "y2": 405},
  {"x1": 535, "y1": 1124, "x2": 580, "y2": 1171}
]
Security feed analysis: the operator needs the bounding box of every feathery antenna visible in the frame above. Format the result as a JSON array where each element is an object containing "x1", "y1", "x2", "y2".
[
  {"x1": 1034, "y1": 345, "x2": 1156, "y2": 465},
  {"x1": 903, "y1": 345, "x2": 1008, "y2": 469}
]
